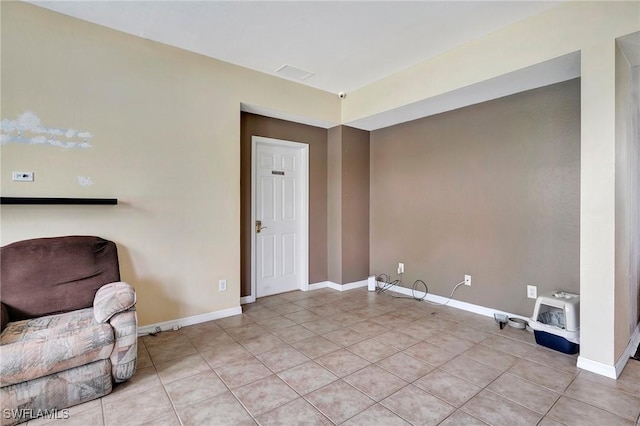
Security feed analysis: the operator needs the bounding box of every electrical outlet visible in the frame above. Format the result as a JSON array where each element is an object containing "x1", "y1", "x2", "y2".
[
  {"x1": 398, "y1": 263, "x2": 404, "y2": 274},
  {"x1": 219, "y1": 279, "x2": 227, "y2": 292},
  {"x1": 12, "y1": 171, "x2": 34, "y2": 182},
  {"x1": 464, "y1": 275, "x2": 471, "y2": 286},
  {"x1": 527, "y1": 285, "x2": 537, "y2": 299}
]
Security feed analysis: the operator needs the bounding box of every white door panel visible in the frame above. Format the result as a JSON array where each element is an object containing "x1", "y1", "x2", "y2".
[{"x1": 255, "y1": 140, "x2": 305, "y2": 298}]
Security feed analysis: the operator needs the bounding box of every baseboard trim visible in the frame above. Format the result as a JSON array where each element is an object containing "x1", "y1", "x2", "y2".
[
  {"x1": 577, "y1": 356, "x2": 617, "y2": 379},
  {"x1": 137, "y1": 306, "x2": 243, "y2": 336},
  {"x1": 306, "y1": 279, "x2": 369, "y2": 292},
  {"x1": 576, "y1": 323, "x2": 640, "y2": 379},
  {"x1": 380, "y1": 280, "x2": 527, "y2": 321},
  {"x1": 240, "y1": 295, "x2": 255, "y2": 305}
]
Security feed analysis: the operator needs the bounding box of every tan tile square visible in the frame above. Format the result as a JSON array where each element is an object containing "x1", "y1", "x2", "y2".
[
  {"x1": 315, "y1": 349, "x2": 370, "y2": 377},
  {"x1": 348, "y1": 320, "x2": 391, "y2": 338},
  {"x1": 105, "y1": 366, "x2": 161, "y2": 402},
  {"x1": 136, "y1": 412, "x2": 181, "y2": 426},
  {"x1": 240, "y1": 334, "x2": 288, "y2": 355},
  {"x1": 278, "y1": 361, "x2": 338, "y2": 394},
  {"x1": 214, "y1": 314, "x2": 255, "y2": 329},
  {"x1": 403, "y1": 341, "x2": 457, "y2": 367},
  {"x1": 523, "y1": 345, "x2": 579, "y2": 374},
  {"x1": 233, "y1": 375, "x2": 298, "y2": 416},
  {"x1": 256, "y1": 345, "x2": 310, "y2": 373},
  {"x1": 461, "y1": 390, "x2": 541, "y2": 426},
  {"x1": 243, "y1": 306, "x2": 281, "y2": 321},
  {"x1": 547, "y1": 396, "x2": 634, "y2": 426},
  {"x1": 537, "y1": 417, "x2": 565, "y2": 426},
  {"x1": 487, "y1": 373, "x2": 560, "y2": 414},
  {"x1": 578, "y1": 368, "x2": 640, "y2": 398},
  {"x1": 426, "y1": 331, "x2": 476, "y2": 354},
  {"x1": 284, "y1": 309, "x2": 324, "y2": 324},
  {"x1": 180, "y1": 320, "x2": 223, "y2": 337},
  {"x1": 271, "y1": 324, "x2": 317, "y2": 343},
  {"x1": 323, "y1": 328, "x2": 368, "y2": 347},
  {"x1": 463, "y1": 344, "x2": 519, "y2": 372},
  {"x1": 164, "y1": 370, "x2": 228, "y2": 408},
  {"x1": 381, "y1": 384, "x2": 454, "y2": 425},
  {"x1": 292, "y1": 336, "x2": 341, "y2": 358},
  {"x1": 145, "y1": 337, "x2": 198, "y2": 364},
  {"x1": 441, "y1": 356, "x2": 502, "y2": 387},
  {"x1": 300, "y1": 319, "x2": 343, "y2": 334},
  {"x1": 373, "y1": 330, "x2": 421, "y2": 350},
  {"x1": 369, "y1": 313, "x2": 413, "y2": 330},
  {"x1": 342, "y1": 404, "x2": 411, "y2": 426},
  {"x1": 176, "y1": 391, "x2": 254, "y2": 426},
  {"x1": 401, "y1": 322, "x2": 442, "y2": 340},
  {"x1": 331, "y1": 311, "x2": 368, "y2": 326},
  {"x1": 564, "y1": 376, "x2": 640, "y2": 420},
  {"x1": 28, "y1": 403, "x2": 104, "y2": 426},
  {"x1": 448, "y1": 324, "x2": 492, "y2": 344},
  {"x1": 508, "y1": 359, "x2": 575, "y2": 392},
  {"x1": 256, "y1": 398, "x2": 332, "y2": 425},
  {"x1": 214, "y1": 357, "x2": 272, "y2": 388},
  {"x1": 306, "y1": 380, "x2": 374, "y2": 424},
  {"x1": 200, "y1": 342, "x2": 255, "y2": 368},
  {"x1": 141, "y1": 330, "x2": 187, "y2": 349},
  {"x1": 188, "y1": 330, "x2": 235, "y2": 352},
  {"x1": 438, "y1": 410, "x2": 487, "y2": 426},
  {"x1": 225, "y1": 323, "x2": 269, "y2": 341},
  {"x1": 347, "y1": 338, "x2": 398, "y2": 363},
  {"x1": 269, "y1": 302, "x2": 306, "y2": 315},
  {"x1": 344, "y1": 365, "x2": 408, "y2": 401},
  {"x1": 258, "y1": 315, "x2": 298, "y2": 331},
  {"x1": 496, "y1": 326, "x2": 537, "y2": 345},
  {"x1": 136, "y1": 345, "x2": 153, "y2": 369},
  {"x1": 376, "y1": 352, "x2": 435, "y2": 382},
  {"x1": 156, "y1": 353, "x2": 210, "y2": 384},
  {"x1": 481, "y1": 335, "x2": 535, "y2": 358},
  {"x1": 414, "y1": 369, "x2": 481, "y2": 407},
  {"x1": 103, "y1": 384, "x2": 173, "y2": 426}
]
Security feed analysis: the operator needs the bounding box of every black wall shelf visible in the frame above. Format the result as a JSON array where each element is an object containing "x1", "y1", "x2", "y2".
[{"x1": 1, "y1": 197, "x2": 118, "y2": 205}]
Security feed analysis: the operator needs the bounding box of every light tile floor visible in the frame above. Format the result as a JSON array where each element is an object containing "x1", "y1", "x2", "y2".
[{"x1": 28, "y1": 288, "x2": 640, "y2": 426}]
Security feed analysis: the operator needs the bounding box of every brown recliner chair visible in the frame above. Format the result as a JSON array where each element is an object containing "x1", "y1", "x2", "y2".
[{"x1": 0, "y1": 236, "x2": 137, "y2": 425}]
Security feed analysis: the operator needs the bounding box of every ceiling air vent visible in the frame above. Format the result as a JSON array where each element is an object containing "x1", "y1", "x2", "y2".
[{"x1": 274, "y1": 64, "x2": 314, "y2": 81}]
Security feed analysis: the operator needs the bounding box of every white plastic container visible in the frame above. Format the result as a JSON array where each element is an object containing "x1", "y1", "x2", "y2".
[{"x1": 529, "y1": 291, "x2": 580, "y2": 354}]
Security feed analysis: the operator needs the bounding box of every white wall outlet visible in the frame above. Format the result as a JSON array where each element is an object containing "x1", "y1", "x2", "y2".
[
  {"x1": 218, "y1": 279, "x2": 227, "y2": 292},
  {"x1": 12, "y1": 171, "x2": 34, "y2": 182},
  {"x1": 527, "y1": 285, "x2": 537, "y2": 299},
  {"x1": 398, "y1": 263, "x2": 404, "y2": 274},
  {"x1": 464, "y1": 275, "x2": 472, "y2": 286}
]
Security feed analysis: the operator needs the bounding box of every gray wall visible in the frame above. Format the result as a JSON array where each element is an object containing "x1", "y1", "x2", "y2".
[
  {"x1": 327, "y1": 126, "x2": 371, "y2": 284},
  {"x1": 370, "y1": 79, "x2": 581, "y2": 316}
]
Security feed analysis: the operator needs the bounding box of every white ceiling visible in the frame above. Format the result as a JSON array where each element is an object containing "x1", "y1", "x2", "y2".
[{"x1": 28, "y1": 1, "x2": 563, "y2": 95}]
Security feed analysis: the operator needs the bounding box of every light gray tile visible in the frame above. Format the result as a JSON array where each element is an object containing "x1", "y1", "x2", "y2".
[
  {"x1": 547, "y1": 396, "x2": 634, "y2": 426},
  {"x1": 381, "y1": 384, "x2": 454, "y2": 426},
  {"x1": 414, "y1": 369, "x2": 481, "y2": 407},
  {"x1": 176, "y1": 391, "x2": 254, "y2": 426},
  {"x1": 256, "y1": 398, "x2": 332, "y2": 426},
  {"x1": 232, "y1": 375, "x2": 298, "y2": 416},
  {"x1": 461, "y1": 390, "x2": 541, "y2": 426},
  {"x1": 487, "y1": 373, "x2": 560, "y2": 414},
  {"x1": 344, "y1": 365, "x2": 408, "y2": 401},
  {"x1": 305, "y1": 380, "x2": 374, "y2": 424}
]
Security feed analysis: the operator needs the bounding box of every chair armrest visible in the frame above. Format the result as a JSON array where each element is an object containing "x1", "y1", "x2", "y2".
[
  {"x1": 109, "y1": 308, "x2": 137, "y2": 382},
  {"x1": 1, "y1": 302, "x2": 8, "y2": 333},
  {"x1": 93, "y1": 282, "x2": 136, "y2": 323}
]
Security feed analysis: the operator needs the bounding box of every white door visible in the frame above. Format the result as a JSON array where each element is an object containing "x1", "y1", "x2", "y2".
[{"x1": 253, "y1": 137, "x2": 308, "y2": 298}]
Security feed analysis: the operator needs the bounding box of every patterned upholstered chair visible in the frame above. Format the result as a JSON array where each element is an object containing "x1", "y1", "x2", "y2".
[{"x1": 0, "y1": 236, "x2": 137, "y2": 425}]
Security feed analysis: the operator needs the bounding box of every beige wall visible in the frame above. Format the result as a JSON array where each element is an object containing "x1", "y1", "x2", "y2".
[
  {"x1": 615, "y1": 41, "x2": 640, "y2": 357},
  {"x1": 0, "y1": 2, "x2": 339, "y2": 326},
  {"x1": 370, "y1": 80, "x2": 580, "y2": 316},
  {"x1": 239, "y1": 113, "x2": 328, "y2": 297}
]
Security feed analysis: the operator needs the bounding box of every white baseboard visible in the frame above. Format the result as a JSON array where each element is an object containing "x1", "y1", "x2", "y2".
[
  {"x1": 576, "y1": 356, "x2": 617, "y2": 379},
  {"x1": 576, "y1": 323, "x2": 640, "y2": 379},
  {"x1": 380, "y1": 280, "x2": 526, "y2": 321},
  {"x1": 306, "y1": 279, "x2": 369, "y2": 292},
  {"x1": 240, "y1": 295, "x2": 255, "y2": 305},
  {"x1": 137, "y1": 306, "x2": 243, "y2": 336}
]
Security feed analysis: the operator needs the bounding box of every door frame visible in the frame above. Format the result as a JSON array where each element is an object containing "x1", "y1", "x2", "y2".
[{"x1": 250, "y1": 136, "x2": 309, "y2": 302}]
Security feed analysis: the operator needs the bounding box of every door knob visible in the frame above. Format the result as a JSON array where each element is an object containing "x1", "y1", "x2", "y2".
[{"x1": 256, "y1": 220, "x2": 268, "y2": 233}]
